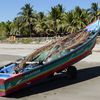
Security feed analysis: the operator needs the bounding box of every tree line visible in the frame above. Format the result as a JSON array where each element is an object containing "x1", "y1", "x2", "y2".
[{"x1": 0, "y1": 2, "x2": 100, "y2": 38}]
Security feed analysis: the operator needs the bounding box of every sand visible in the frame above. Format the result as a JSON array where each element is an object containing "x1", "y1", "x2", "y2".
[
  {"x1": 0, "y1": 43, "x2": 100, "y2": 100},
  {"x1": 0, "y1": 43, "x2": 99, "y2": 62},
  {"x1": 0, "y1": 43, "x2": 44, "y2": 56}
]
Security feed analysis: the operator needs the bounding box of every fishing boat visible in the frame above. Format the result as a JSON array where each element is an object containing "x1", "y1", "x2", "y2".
[{"x1": 0, "y1": 19, "x2": 100, "y2": 96}]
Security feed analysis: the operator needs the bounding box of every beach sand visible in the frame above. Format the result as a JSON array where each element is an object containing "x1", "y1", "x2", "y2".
[{"x1": 0, "y1": 43, "x2": 100, "y2": 100}]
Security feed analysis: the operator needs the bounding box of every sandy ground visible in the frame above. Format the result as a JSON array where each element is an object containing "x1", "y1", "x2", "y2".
[{"x1": 0, "y1": 43, "x2": 100, "y2": 100}]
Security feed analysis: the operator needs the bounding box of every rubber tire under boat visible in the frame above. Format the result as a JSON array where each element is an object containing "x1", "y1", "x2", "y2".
[
  {"x1": 67, "y1": 66, "x2": 77, "y2": 79},
  {"x1": 47, "y1": 66, "x2": 77, "y2": 80}
]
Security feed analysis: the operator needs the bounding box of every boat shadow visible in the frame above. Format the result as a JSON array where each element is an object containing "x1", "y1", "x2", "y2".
[{"x1": 7, "y1": 65, "x2": 100, "y2": 98}]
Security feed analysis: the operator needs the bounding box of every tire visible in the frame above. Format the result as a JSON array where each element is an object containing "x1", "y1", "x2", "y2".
[
  {"x1": 67, "y1": 66, "x2": 77, "y2": 80},
  {"x1": 48, "y1": 74, "x2": 54, "y2": 79}
]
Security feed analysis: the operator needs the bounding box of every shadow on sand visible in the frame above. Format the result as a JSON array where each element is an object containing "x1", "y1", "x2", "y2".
[{"x1": 6, "y1": 65, "x2": 100, "y2": 98}]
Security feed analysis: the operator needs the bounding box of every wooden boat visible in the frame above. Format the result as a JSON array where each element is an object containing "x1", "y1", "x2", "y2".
[{"x1": 0, "y1": 20, "x2": 100, "y2": 96}]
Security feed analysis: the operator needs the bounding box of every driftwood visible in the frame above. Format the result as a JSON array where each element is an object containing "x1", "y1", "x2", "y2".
[{"x1": 15, "y1": 31, "x2": 89, "y2": 72}]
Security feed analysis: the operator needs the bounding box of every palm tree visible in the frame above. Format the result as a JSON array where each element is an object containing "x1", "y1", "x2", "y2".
[
  {"x1": 5, "y1": 21, "x2": 12, "y2": 37},
  {"x1": 49, "y1": 4, "x2": 64, "y2": 35},
  {"x1": 35, "y1": 12, "x2": 48, "y2": 36},
  {"x1": 73, "y1": 6, "x2": 90, "y2": 29},
  {"x1": 64, "y1": 6, "x2": 90, "y2": 33},
  {"x1": 65, "y1": 12, "x2": 77, "y2": 33},
  {"x1": 0, "y1": 22, "x2": 7, "y2": 38},
  {"x1": 13, "y1": 16, "x2": 23, "y2": 36},
  {"x1": 88, "y1": 3, "x2": 100, "y2": 21},
  {"x1": 18, "y1": 3, "x2": 35, "y2": 37}
]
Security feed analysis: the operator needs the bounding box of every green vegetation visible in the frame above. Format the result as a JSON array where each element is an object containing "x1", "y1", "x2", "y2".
[
  {"x1": 0, "y1": 2, "x2": 100, "y2": 39},
  {"x1": 18, "y1": 38, "x2": 33, "y2": 44}
]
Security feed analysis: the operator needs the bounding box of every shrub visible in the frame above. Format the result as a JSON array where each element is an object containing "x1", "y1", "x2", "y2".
[
  {"x1": 0, "y1": 35, "x2": 6, "y2": 41},
  {"x1": 20, "y1": 38, "x2": 33, "y2": 44}
]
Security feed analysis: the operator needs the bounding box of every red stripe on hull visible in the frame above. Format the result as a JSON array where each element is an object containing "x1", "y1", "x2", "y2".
[
  {"x1": 0, "y1": 92, "x2": 6, "y2": 97},
  {"x1": 0, "y1": 79, "x2": 5, "y2": 85},
  {"x1": 4, "y1": 48, "x2": 92, "y2": 96}
]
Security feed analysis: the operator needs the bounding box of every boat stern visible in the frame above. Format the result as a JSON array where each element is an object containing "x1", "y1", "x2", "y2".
[
  {"x1": 0, "y1": 73, "x2": 14, "y2": 96},
  {"x1": 0, "y1": 79, "x2": 6, "y2": 96}
]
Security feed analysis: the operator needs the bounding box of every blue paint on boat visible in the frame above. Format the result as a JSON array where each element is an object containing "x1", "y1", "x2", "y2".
[
  {"x1": 0, "y1": 64, "x2": 16, "y2": 74},
  {"x1": 86, "y1": 20, "x2": 100, "y2": 32},
  {"x1": 0, "y1": 74, "x2": 11, "y2": 79}
]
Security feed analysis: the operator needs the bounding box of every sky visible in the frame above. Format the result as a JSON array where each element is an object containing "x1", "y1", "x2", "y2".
[{"x1": 0, "y1": 0, "x2": 99, "y2": 22}]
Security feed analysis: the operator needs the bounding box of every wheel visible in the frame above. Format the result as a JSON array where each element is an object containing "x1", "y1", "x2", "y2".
[{"x1": 67, "y1": 66, "x2": 77, "y2": 80}]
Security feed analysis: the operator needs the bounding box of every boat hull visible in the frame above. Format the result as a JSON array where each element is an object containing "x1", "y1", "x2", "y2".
[{"x1": 0, "y1": 36, "x2": 96, "y2": 96}]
